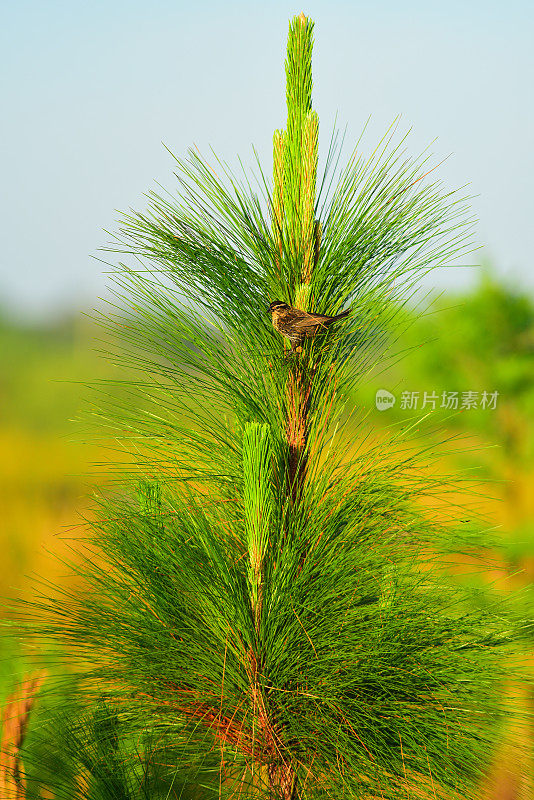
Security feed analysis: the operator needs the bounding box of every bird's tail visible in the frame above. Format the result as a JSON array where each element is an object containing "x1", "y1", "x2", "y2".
[{"x1": 330, "y1": 308, "x2": 351, "y2": 322}]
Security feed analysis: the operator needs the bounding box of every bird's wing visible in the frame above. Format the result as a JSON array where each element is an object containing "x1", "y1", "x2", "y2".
[{"x1": 292, "y1": 313, "x2": 331, "y2": 329}]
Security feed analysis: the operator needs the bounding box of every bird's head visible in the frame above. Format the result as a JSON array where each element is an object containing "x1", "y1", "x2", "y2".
[{"x1": 268, "y1": 300, "x2": 289, "y2": 314}]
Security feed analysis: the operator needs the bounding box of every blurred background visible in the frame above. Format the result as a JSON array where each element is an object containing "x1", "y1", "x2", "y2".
[{"x1": 1, "y1": 1, "x2": 533, "y2": 797}]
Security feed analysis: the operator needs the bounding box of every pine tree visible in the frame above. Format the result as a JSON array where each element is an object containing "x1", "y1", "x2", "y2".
[{"x1": 15, "y1": 12, "x2": 522, "y2": 800}]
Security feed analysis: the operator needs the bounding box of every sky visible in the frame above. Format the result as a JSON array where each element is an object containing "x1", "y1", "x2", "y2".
[{"x1": 1, "y1": 0, "x2": 533, "y2": 319}]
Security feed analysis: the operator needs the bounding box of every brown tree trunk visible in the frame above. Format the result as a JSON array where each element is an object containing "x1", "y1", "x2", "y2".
[
  {"x1": 286, "y1": 364, "x2": 313, "y2": 502},
  {"x1": 268, "y1": 760, "x2": 297, "y2": 800}
]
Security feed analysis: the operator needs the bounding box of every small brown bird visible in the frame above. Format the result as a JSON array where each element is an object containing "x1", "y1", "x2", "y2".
[{"x1": 268, "y1": 300, "x2": 351, "y2": 353}]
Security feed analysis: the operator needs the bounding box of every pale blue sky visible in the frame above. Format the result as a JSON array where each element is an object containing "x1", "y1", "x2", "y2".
[{"x1": 2, "y1": 0, "x2": 533, "y2": 318}]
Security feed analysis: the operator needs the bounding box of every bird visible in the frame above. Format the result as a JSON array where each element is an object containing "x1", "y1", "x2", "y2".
[{"x1": 268, "y1": 300, "x2": 351, "y2": 353}]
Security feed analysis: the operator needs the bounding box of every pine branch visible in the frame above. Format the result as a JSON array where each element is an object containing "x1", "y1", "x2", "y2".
[
  {"x1": 243, "y1": 422, "x2": 273, "y2": 631},
  {"x1": 273, "y1": 13, "x2": 321, "y2": 517}
]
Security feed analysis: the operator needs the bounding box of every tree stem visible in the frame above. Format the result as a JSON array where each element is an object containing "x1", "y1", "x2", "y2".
[{"x1": 266, "y1": 13, "x2": 319, "y2": 797}]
